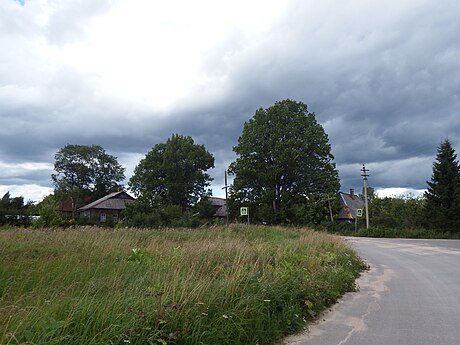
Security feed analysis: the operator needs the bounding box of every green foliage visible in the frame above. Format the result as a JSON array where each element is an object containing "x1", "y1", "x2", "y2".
[
  {"x1": 191, "y1": 197, "x2": 217, "y2": 220},
  {"x1": 127, "y1": 248, "x2": 147, "y2": 264},
  {"x1": 229, "y1": 99, "x2": 340, "y2": 224},
  {"x1": 33, "y1": 195, "x2": 63, "y2": 228},
  {"x1": 0, "y1": 226, "x2": 365, "y2": 345},
  {"x1": 123, "y1": 196, "x2": 186, "y2": 228},
  {"x1": 124, "y1": 197, "x2": 217, "y2": 229},
  {"x1": 424, "y1": 139, "x2": 460, "y2": 231},
  {"x1": 0, "y1": 192, "x2": 32, "y2": 226},
  {"x1": 127, "y1": 134, "x2": 215, "y2": 228},
  {"x1": 369, "y1": 194, "x2": 426, "y2": 229},
  {"x1": 129, "y1": 134, "x2": 214, "y2": 212},
  {"x1": 319, "y1": 221, "x2": 356, "y2": 234},
  {"x1": 52, "y1": 144, "x2": 125, "y2": 209},
  {"x1": 320, "y1": 222, "x2": 460, "y2": 239}
]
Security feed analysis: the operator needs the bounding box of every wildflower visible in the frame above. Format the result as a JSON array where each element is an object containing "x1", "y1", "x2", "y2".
[
  {"x1": 263, "y1": 299, "x2": 271, "y2": 302},
  {"x1": 222, "y1": 314, "x2": 229, "y2": 319},
  {"x1": 201, "y1": 313, "x2": 208, "y2": 316}
]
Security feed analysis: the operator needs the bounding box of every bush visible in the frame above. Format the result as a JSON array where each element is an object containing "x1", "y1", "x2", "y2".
[{"x1": 319, "y1": 222, "x2": 460, "y2": 239}]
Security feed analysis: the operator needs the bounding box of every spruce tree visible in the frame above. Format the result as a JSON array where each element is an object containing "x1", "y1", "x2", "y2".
[{"x1": 425, "y1": 139, "x2": 460, "y2": 231}]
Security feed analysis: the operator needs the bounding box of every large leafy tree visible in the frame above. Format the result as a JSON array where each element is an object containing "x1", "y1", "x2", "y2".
[
  {"x1": 425, "y1": 139, "x2": 460, "y2": 230},
  {"x1": 229, "y1": 99, "x2": 340, "y2": 224},
  {"x1": 129, "y1": 134, "x2": 214, "y2": 211},
  {"x1": 52, "y1": 144, "x2": 125, "y2": 206}
]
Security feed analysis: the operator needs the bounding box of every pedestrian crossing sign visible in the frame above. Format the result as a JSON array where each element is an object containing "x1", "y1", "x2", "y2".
[
  {"x1": 240, "y1": 207, "x2": 249, "y2": 216},
  {"x1": 356, "y1": 208, "x2": 363, "y2": 217}
]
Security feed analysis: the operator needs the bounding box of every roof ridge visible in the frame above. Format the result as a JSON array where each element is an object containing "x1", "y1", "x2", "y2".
[{"x1": 78, "y1": 190, "x2": 125, "y2": 210}]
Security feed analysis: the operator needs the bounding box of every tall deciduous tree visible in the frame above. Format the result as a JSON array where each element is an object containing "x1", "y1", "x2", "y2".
[
  {"x1": 425, "y1": 139, "x2": 460, "y2": 230},
  {"x1": 52, "y1": 144, "x2": 125, "y2": 206},
  {"x1": 129, "y1": 134, "x2": 214, "y2": 211},
  {"x1": 229, "y1": 99, "x2": 340, "y2": 224}
]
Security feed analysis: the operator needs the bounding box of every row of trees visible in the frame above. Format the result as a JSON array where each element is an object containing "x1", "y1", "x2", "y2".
[
  {"x1": 127, "y1": 100, "x2": 339, "y2": 225},
  {"x1": 30, "y1": 99, "x2": 460, "y2": 231},
  {"x1": 367, "y1": 189, "x2": 425, "y2": 229},
  {"x1": 0, "y1": 192, "x2": 34, "y2": 226},
  {"x1": 361, "y1": 139, "x2": 460, "y2": 232},
  {"x1": 40, "y1": 99, "x2": 339, "y2": 227}
]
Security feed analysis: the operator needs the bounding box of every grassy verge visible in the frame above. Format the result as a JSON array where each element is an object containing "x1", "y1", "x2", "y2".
[
  {"x1": 319, "y1": 222, "x2": 460, "y2": 239},
  {"x1": 0, "y1": 225, "x2": 365, "y2": 345}
]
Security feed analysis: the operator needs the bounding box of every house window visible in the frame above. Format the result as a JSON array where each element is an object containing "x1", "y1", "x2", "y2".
[
  {"x1": 100, "y1": 213, "x2": 106, "y2": 222},
  {"x1": 113, "y1": 213, "x2": 119, "y2": 222}
]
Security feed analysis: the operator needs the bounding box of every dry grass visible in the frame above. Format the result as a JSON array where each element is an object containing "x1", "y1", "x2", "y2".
[{"x1": 0, "y1": 225, "x2": 365, "y2": 345}]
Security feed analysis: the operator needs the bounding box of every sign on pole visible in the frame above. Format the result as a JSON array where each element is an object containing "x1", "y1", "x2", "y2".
[
  {"x1": 356, "y1": 208, "x2": 363, "y2": 218},
  {"x1": 240, "y1": 207, "x2": 249, "y2": 225}
]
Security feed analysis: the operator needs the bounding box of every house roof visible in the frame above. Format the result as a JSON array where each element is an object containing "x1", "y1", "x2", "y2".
[
  {"x1": 207, "y1": 197, "x2": 227, "y2": 217},
  {"x1": 338, "y1": 191, "x2": 365, "y2": 219},
  {"x1": 78, "y1": 190, "x2": 135, "y2": 211},
  {"x1": 208, "y1": 197, "x2": 226, "y2": 207}
]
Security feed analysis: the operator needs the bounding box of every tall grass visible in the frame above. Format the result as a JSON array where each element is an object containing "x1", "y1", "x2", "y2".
[
  {"x1": 0, "y1": 225, "x2": 365, "y2": 345},
  {"x1": 320, "y1": 222, "x2": 460, "y2": 239}
]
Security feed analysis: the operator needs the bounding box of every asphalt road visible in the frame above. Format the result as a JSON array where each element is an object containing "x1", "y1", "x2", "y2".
[{"x1": 284, "y1": 237, "x2": 460, "y2": 345}]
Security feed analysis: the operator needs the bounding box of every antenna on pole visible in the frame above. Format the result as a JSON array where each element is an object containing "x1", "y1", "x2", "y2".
[{"x1": 361, "y1": 164, "x2": 370, "y2": 229}]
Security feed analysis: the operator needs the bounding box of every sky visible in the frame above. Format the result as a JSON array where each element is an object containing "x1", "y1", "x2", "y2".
[{"x1": 1, "y1": 0, "x2": 460, "y2": 202}]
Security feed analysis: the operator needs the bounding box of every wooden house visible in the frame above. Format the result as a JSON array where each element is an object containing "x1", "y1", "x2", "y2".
[{"x1": 77, "y1": 190, "x2": 135, "y2": 222}]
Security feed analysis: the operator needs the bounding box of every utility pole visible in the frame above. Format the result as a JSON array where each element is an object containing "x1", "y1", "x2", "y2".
[
  {"x1": 361, "y1": 164, "x2": 370, "y2": 229},
  {"x1": 327, "y1": 195, "x2": 334, "y2": 222},
  {"x1": 223, "y1": 170, "x2": 229, "y2": 225}
]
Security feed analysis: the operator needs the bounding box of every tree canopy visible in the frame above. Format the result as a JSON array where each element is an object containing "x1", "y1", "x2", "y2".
[
  {"x1": 0, "y1": 191, "x2": 33, "y2": 226},
  {"x1": 229, "y1": 99, "x2": 340, "y2": 224},
  {"x1": 129, "y1": 134, "x2": 215, "y2": 211},
  {"x1": 424, "y1": 139, "x2": 460, "y2": 230},
  {"x1": 52, "y1": 144, "x2": 125, "y2": 205}
]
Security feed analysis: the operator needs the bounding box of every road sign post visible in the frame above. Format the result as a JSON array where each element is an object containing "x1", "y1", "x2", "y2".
[
  {"x1": 356, "y1": 208, "x2": 363, "y2": 231},
  {"x1": 240, "y1": 207, "x2": 249, "y2": 225}
]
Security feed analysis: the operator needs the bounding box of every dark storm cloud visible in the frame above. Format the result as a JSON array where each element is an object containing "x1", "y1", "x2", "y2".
[
  {"x1": 203, "y1": 0, "x2": 460, "y2": 191},
  {"x1": 1, "y1": 0, "x2": 460, "y2": 199}
]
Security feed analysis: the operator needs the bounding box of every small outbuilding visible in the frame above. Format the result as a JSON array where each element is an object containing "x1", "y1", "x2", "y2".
[
  {"x1": 208, "y1": 197, "x2": 228, "y2": 219},
  {"x1": 78, "y1": 190, "x2": 135, "y2": 222}
]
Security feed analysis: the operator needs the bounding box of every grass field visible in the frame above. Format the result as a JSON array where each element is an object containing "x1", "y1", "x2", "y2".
[{"x1": 0, "y1": 225, "x2": 365, "y2": 345}]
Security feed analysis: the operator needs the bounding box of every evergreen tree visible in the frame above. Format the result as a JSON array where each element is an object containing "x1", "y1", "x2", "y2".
[{"x1": 424, "y1": 139, "x2": 460, "y2": 231}]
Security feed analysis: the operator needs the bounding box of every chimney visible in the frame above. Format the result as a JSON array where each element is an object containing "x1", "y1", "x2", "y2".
[{"x1": 350, "y1": 189, "x2": 354, "y2": 198}]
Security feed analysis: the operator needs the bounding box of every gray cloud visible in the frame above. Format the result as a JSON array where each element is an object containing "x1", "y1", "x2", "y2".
[{"x1": 1, "y1": 0, "x2": 460, "y2": 200}]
